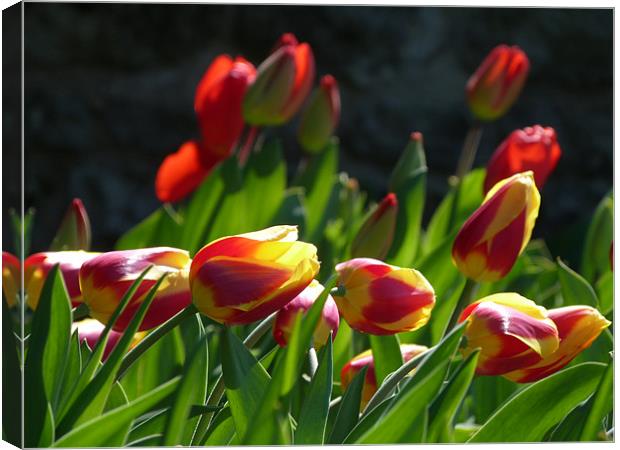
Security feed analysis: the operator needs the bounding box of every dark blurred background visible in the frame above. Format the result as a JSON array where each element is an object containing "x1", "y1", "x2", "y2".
[{"x1": 12, "y1": 4, "x2": 613, "y2": 263}]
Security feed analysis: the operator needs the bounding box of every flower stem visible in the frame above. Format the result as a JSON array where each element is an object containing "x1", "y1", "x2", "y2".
[{"x1": 445, "y1": 277, "x2": 479, "y2": 335}]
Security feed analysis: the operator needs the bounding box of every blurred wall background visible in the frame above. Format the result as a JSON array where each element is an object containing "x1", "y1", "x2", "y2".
[{"x1": 16, "y1": 4, "x2": 612, "y2": 264}]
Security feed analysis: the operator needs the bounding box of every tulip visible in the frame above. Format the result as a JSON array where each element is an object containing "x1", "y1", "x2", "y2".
[
  {"x1": 458, "y1": 293, "x2": 559, "y2": 376},
  {"x1": 297, "y1": 74, "x2": 341, "y2": 153},
  {"x1": 80, "y1": 247, "x2": 192, "y2": 332},
  {"x1": 466, "y1": 44, "x2": 530, "y2": 121},
  {"x1": 24, "y1": 251, "x2": 101, "y2": 310},
  {"x1": 350, "y1": 193, "x2": 398, "y2": 260},
  {"x1": 190, "y1": 225, "x2": 320, "y2": 325},
  {"x1": 484, "y1": 125, "x2": 562, "y2": 194},
  {"x1": 243, "y1": 33, "x2": 315, "y2": 125},
  {"x1": 272, "y1": 279, "x2": 339, "y2": 348},
  {"x1": 50, "y1": 198, "x2": 92, "y2": 251},
  {"x1": 72, "y1": 318, "x2": 145, "y2": 361},
  {"x1": 341, "y1": 344, "x2": 428, "y2": 408},
  {"x1": 503, "y1": 305, "x2": 611, "y2": 383},
  {"x1": 194, "y1": 55, "x2": 256, "y2": 158},
  {"x1": 333, "y1": 258, "x2": 435, "y2": 335},
  {"x1": 452, "y1": 171, "x2": 540, "y2": 282},
  {"x1": 2, "y1": 252, "x2": 20, "y2": 308}
]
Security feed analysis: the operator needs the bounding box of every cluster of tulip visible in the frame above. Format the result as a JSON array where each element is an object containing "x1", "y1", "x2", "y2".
[{"x1": 3, "y1": 40, "x2": 611, "y2": 426}]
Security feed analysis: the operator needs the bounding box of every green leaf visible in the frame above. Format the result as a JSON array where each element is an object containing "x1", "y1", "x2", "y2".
[
  {"x1": 471, "y1": 373, "x2": 519, "y2": 424},
  {"x1": 295, "y1": 338, "x2": 333, "y2": 444},
  {"x1": 220, "y1": 329, "x2": 271, "y2": 440},
  {"x1": 52, "y1": 376, "x2": 180, "y2": 447},
  {"x1": 369, "y1": 334, "x2": 403, "y2": 386},
  {"x1": 126, "y1": 408, "x2": 168, "y2": 445},
  {"x1": 327, "y1": 366, "x2": 367, "y2": 444},
  {"x1": 272, "y1": 187, "x2": 307, "y2": 232},
  {"x1": 386, "y1": 135, "x2": 427, "y2": 266},
  {"x1": 342, "y1": 397, "x2": 393, "y2": 444},
  {"x1": 115, "y1": 206, "x2": 182, "y2": 250},
  {"x1": 2, "y1": 299, "x2": 21, "y2": 447},
  {"x1": 24, "y1": 265, "x2": 72, "y2": 447},
  {"x1": 469, "y1": 362, "x2": 607, "y2": 442},
  {"x1": 332, "y1": 319, "x2": 353, "y2": 382},
  {"x1": 595, "y1": 271, "x2": 613, "y2": 315},
  {"x1": 427, "y1": 350, "x2": 479, "y2": 443},
  {"x1": 56, "y1": 331, "x2": 83, "y2": 415},
  {"x1": 104, "y1": 381, "x2": 129, "y2": 412},
  {"x1": 557, "y1": 258, "x2": 598, "y2": 307},
  {"x1": 201, "y1": 407, "x2": 236, "y2": 445},
  {"x1": 581, "y1": 192, "x2": 613, "y2": 283},
  {"x1": 161, "y1": 335, "x2": 209, "y2": 446}
]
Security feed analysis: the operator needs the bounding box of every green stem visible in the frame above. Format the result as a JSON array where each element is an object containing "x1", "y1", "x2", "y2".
[
  {"x1": 445, "y1": 278, "x2": 479, "y2": 336},
  {"x1": 192, "y1": 312, "x2": 277, "y2": 445},
  {"x1": 116, "y1": 304, "x2": 198, "y2": 380}
]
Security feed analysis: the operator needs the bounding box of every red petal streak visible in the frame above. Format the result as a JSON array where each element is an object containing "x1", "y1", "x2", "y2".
[{"x1": 365, "y1": 277, "x2": 434, "y2": 323}]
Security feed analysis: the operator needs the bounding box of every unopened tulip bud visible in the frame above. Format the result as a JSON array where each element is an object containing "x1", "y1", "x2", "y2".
[
  {"x1": 350, "y1": 193, "x2": 398, "y2": 260},
  {"x1": 452, "y1": 171, "x2": 540, "y2": 282},
  {"x1": 297, "y1": 74, "x2": 341, "y2": 153},
  {"x1": 80, "y1": 248, "x2": 192, "y2": 332},
  {"x1": 484, "y1": 125, "x2": 562, "y2": 194},
  {"x1": 2, "y1": 252, "x2": 20, "y2": 308},
  {"x1": 50, "y1": 198, "x2": 92, "y2": 251},
  {"x1": 334, "y1": 258, "x2": 435, "y2": 335},
  {"x1": 503, "y1": 305, "x2": 611, "y2": 383},
  {"x1": 190, "y1": 225, "x2": 320, "y2": 325},
  {"x1": 72, "y1": 318, "x2": 145, "y2": 361},
  {"x1": 341, "y1": 344, "x2": 428, "y2": 408},
  {"x1": 459, "y1": 293, "x2": 560, "y2": 376},
  {"x1": 24, "y1": 251, "x2": 101, "y2": 310},
  {"x1": 272, "y1": 279, "x2": 339, "y2": 348},
  {"x1": 243, "y1": 33, "x2": 315, "y2": 125},
  {"x1": 466, "y1": 45, "x2": 530, "y2": 121}
]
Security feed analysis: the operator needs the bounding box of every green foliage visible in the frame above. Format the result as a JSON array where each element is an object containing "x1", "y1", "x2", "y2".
[{"x1": 581, "y1": 192, "x2": 613, "y2": 283}]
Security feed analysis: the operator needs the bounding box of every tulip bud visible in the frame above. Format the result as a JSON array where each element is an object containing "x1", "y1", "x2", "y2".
[
  {"x1": 195, "y1": 55, "x2": 256, "y2": 158},
  {"x1": 272, "y1": 279, "x2": 339, "y2": 348},
  {"x1": 155, "y1": 140, "x2": 218, "y2": 203},
  {"x1": 503, "y1": 305, "x2": 611, "y2": 383},
  {"x1": 333, "y1": 258, "x2": 435, "y2": 335},
  {"x1": 297, "y1": 74, "x2": 341, "y2": 153},
  {"x1": 190, "y1": 225, "x2": 320, "y2": 325},
  {"x1": 350, "y1": 193, "x2": 398, "y2": 260},
  {"x1": 50, "y1": 198, "x2": 92, "y2": 251},
  {"x1": 24, "y1": 251, "x2": 101, "y2": 310},
  {"x1": 80, "y1": 247, "x2": 192, "y2": 332},
  {"x1": 452, "y1": 171, "x2": 540, "y2": 282},
  {"x1": 458, "y1": 293, "x2": 559, "y2": 376},
  {"x1": 484, "y1": 125, "x2": 562, "y2": 194},
  {"x1": 341, "y1": 344, "x2": 428, "y2": 408},
  {"x1": 72, "y1": 318, "x2": 145, "y2": 361},
  {"x1": 466, "y1": 44, "x2": 530, "y2": 121},
  {"x1": 2, "y1": 252, "x2": 20, "y2": 308},
  {"x1": 243, "y1": 33, "x2": 315, "y2": 125}
]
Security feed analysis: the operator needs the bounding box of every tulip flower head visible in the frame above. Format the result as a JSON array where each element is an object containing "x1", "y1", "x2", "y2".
[
  {"x1": 341, "y1": 344, "x2": 428, "y2": 408},
  {"x1": 452, "y1": 171, "x2": 540, "y2": 282},
  {"x1": 72, "y1": 318, "x2": 145, "y2": 361},
  {"x1": 50, "y1": 198, "x2": 92, "y2": 251},
  {"x1": 333, "y1": 258, "x2": 435, "y2": 335},
  {"x1": 484, "y1": 125, "x2": 562, "y2": 194},
  {"x1": 459, "y1": 293, "x2": 559, "y2": 376},
  {"x1": 350, "y1": 193, "x2": 398, "y2": 260},
  {"x1": 80, "y1": 247, "x2": 192, "y2": 332},
  {"x1": 503, "y1": 305, "x2": 610, "y2": 383},
  {"x1": 243, "y1": 33, "x2": 315, "y2": 126},
  {"x1": 190, "y1": 225, "x2": 320, "y2": 325},
  {"x1": 466, "y1": 44, "x2": 530, "y2": 121},
  {"x1": 2, "y1": 252, "x2": 20, "y2": 308},
  {"x1": 297, "y1": 74, "x2": 341, "y2": 153},
  {"x1": 24, "y1": 251, "x2": 101, "y2": 310},
  {"x1": 272, "y1": 279, "x2": 339, "y2": 348}
]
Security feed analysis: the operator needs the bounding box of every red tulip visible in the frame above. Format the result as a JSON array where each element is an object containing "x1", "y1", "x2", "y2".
[
  {"x1": 350, "y1": 193, "x2": 398, "y2": 260},
  {"x1": 50, "y1": 198, "x2": 92, "y2": 251},
  {"x1": 2, "y1": 252, "x2": 20, "y2": 308},
  {"x1": 466, "y1": 44, "x2": 530, "y2": 121},
  {"x1": 484, "y1": 125, "x2": 562, "y2": 194},
  {"x1": 297, "y1": 74, "x2": 341, "y2": 153}
]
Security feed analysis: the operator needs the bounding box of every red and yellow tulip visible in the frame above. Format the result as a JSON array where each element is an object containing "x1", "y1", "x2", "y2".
[
  {"x1": 484, "y1": 125, "x2": 562, "y2": 194},
  {"x1": 466, "y1": 44, "x2": 530, "y2": 121},
  {"x1": 72, "y1": 318, "x2": 145, "y2": 361},
  {"x1": 458, "y1": 293, "x2": 559, "y2": 376},
  {"x1": 341, "y1": 344, "x2": 428, "y2": 408},
  {"x1": 190, "y1": 225, "x2": 319, "y2": 325},
  {"x1": 2, "y1": 252, "x2": 20, "y2": 308},
  {"x1": 333, "y1": 258, "x2": 435, "y2": 335},
  {"x1": 350, "y1": 193, "x2": 398, "y2": 260},
  {"x1": 503, "y1": 305, "x2": 610, "y2": 383},
  {"x1": 79, "y1": 247, "x2": 192, "y2": 332},
  {"x1": 272, "y1": 279, "x2": 339, "y2": 348},
  {"x1": 297, "y1": 74, "x2": 341, "y2": 153},
  {"x1": 452, "y1": 171, "x2": 540, "y2": 282},
  {"x1": 24, "y1": 251, "x2": 101, "y2": 310}
]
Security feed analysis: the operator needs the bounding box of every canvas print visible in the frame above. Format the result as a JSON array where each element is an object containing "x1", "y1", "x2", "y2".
[{"x1": 2, "y1": 3, "x2": 614, "y2": 447}]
